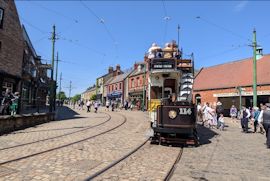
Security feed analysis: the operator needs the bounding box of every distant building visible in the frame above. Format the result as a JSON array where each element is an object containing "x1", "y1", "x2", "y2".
[
  {"x1": 106, "y1": 70, "x2": 132, "y2": 105},
  {"x1": 193, "y1": 51, "x2": 270, "y2": 115},
  {"x1": 96, "y1": 65, "x2": 122, "y2": 104},
  {"x1": 0, "y1": 0, "x2": 24, "y2": 96},
  {"x1": 128, "y1": 62, "x2": 148, "y2": 109},
  {"x1": 81, "y1": 85, "x2": 96, "y2": 101}
]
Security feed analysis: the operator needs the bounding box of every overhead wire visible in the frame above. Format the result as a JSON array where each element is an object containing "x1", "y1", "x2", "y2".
[
  {"x1": 59, "y1": 36, "x2": 106, "y2": 57},
  {"x1": 200, "y1": 44, "x2": 248, "y2": 61},
  {"x1": 31, "y1": 1, "x2": 79, "y2": 24},
  {"x1": 80, "y1": 0, "x2": 116, "y2": 44},
  {"x1": 196, "y1": 16, "x2": 252, "y2": 43},
  {"x1": 79, "y1": 0, "x2": 118, "y2": 65},
  {"x1": 20, "y1": 17, "x2": 49, "y2": 35}
]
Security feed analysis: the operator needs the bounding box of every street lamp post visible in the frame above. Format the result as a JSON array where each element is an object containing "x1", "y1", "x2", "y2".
[{"x1": 252, "y1": 29, "x2": 257, "y2": 107}]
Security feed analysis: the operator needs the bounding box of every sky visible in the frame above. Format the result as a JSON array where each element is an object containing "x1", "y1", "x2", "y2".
[{"x1": 15, "y1": 1, "x2": 270, "y2": 97}]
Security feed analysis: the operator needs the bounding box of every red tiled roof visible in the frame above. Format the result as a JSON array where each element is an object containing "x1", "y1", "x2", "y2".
[{"x1": 193, "y1": 54, "x2": 270, "y2": 91}]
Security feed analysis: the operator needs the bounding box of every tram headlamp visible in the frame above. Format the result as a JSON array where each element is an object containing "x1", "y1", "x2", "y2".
[{"x1": 168, "y1": 110, "x2": 177, "y2": 119}]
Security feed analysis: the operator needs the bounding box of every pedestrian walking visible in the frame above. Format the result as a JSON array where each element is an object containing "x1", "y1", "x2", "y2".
[
  {"x1": 218, "y1": 113, "x2": 225, "y2": 131},
  {"x1": 230, "y1": 105, "x2": 238, "y2": 121},
  {"x1": 86, "y1": 100, "x2": 91, "y2": 112},
  {"x1": 258, "y1": 103, "x2": 266, "y2": 134},
  {"x1": 111, "y1": 101, "x2": 115, "y2": 112},
  {"x1": 10, "y1": 92, "x2": 19, "y2": 115},
  {"x1": 208, "y1": 105, "x2": 217, "y2": 129},
  {"x1": 258, "y1": 103, "x2": 270, "y2": 148},
  {"x1": 202, "y1": 102, "x2": 211, "y2": 126},
  {"x1": 105, "y1": 100, "x2": 110, "y2": 111},
  {"x1": 240, "y1": 106, "x2": 251, "y2": 133},
  {"x1": 252, "y1": 107, "x2": 260, "y2": 133},
  {"x1": 196, "y1": 103, "x2": 203, "y2": 123},
  {"x1": 124, "y1": 100, "x2": 128, "y2": 110},
  {"x1": 94, "y1": 101, "x2": 99, "y2": 113},
  {"x1": 216, "y1": 101, "x2": 224, "y2": 121}
]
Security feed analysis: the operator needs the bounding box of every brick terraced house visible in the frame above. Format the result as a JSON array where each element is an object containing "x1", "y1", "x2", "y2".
[
  {"x1": 193, "y1": 50, "x2": 270, "y2": 115},
  {"x1": 0, "y1": 0, "x2": 24, "y2": 97}
]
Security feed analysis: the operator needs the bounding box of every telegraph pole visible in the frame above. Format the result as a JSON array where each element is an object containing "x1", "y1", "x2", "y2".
[
  {"x1": 58, "y1": 72, "x2": 62, "y2": 100},
  {"x1": 54, "y1": 52, "x2": 59, "y2": 110},
  {"x1": 252, "y1": 29, "x2": 257, "y2": 107},
  {"x1": 49, "y1": 25, "x2": 56, "y2": 113}
]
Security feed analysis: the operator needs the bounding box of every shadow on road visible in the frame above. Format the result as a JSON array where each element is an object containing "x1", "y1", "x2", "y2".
[
  {"x1": 197, "y1": 124, "x2": 219, "y2": 145},
  {"x1": 56, "y1": 106, "x2": 86, "y2": 121}
]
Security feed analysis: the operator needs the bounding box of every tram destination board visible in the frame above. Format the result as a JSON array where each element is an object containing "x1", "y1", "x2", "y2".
[{"x1": 151, "y1": 58, "x2": 175, "y2": 70}]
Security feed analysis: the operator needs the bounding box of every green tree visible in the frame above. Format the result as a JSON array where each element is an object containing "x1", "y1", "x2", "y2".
[
  {"x1": 90, "y1": 94, "x2": 96, "y2": 101},
  {"x1": 57, "y1": 91, "x2": 67, "y2": 100},
  {"x1": 72, "y1": 94, "x2": 81, "y2": 102}
]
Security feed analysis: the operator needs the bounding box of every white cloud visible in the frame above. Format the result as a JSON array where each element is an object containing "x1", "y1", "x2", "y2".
[{"x1": 234, "y1": 1, "x2": 249, "y2": 12}]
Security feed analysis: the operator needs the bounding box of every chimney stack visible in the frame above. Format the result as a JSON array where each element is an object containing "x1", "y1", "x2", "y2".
[
  {"x1": 108, "y1": 66, "x2": 113, "y2": 74},
  {"x1": 134, "y1": 63, "x2": 138, "y2": 70}
]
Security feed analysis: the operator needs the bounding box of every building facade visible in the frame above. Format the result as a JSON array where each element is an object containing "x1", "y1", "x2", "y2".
[
  {"x1": 193, "y1": 52, "x2": 270, "y2": 115},
  {"x1": 106, "y1": 71, "x2": 131, "y2": 105},
  {"x1": 0, "y1": 0, "x2": 24, "y2": 97},
  {"x1": 81, "y1": 85, "x2": 96, "y2": 101},
  {"x1": 21, "y1": 26, "x2": 51, "y2": 110},
  {"x1": 96, "y1": 65, "x2": 122, "y2": 104},
  {"x1": 128, "y1": 62, "x2": 148, "y2": 109}
]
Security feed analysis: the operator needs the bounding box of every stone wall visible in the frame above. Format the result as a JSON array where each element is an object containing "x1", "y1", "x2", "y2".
[{"x1": 0, "y1": 113, "x2": 55, "y2": 135}]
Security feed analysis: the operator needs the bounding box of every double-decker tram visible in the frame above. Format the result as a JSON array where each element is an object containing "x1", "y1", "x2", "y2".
[{"x1": 146, "y1": 41, "x2": 199, "y2": 146}]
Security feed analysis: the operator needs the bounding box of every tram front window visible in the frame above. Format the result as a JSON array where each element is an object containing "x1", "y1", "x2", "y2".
[{"x1": 151, "y1": 86, "x2": 162, "y2": 99}]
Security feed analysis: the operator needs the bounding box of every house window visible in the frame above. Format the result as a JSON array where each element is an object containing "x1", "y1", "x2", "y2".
[
  {"x1": 119, "y1": 83, "x2": 122, "y2": 89},
  {"x1": 115, "y1": 84, "x2": 118, "y2": 90},
  {"x1": 0, "y1": 8, "x2": 4, "y2": 29},
  {"x1": 131, "y1": 79, "x2": 134, "y2": 88},
  {"x1": 2, "y1": 81, "x2": 13, "y2": 96}
]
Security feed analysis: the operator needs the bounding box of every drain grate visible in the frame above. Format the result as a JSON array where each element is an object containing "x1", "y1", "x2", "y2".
[{"x1": 0, "y1": 166, "x2": 17, "y2": 177}]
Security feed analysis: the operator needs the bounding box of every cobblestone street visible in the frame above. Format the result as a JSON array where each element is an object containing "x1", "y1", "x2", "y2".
[
  {"x1": 0, "y1": 107, "x2": 269, "y2": 180},
  {"x1": 171, "y1": 118, "x2": 270, "y2": 181}
]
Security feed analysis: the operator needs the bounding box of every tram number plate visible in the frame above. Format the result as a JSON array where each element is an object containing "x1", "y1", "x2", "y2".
[{"x1": 179, "y1": 108, "x2": 192, "y2": 115}]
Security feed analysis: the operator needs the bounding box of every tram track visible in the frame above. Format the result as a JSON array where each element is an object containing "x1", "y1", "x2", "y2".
[
  {"x1": 84, "y1": 139, "x2": 183, "y2": 181},
  {"x1": 164, "y1": 148, "x2": 184, "y2": 181},
  {"x1": 0, "y1": 113, "x2": 112, "y2": 151},
  {"x1": 0, "y1": 113, "x2": 127, "y2": 166},
  {"x1": 85, "y1": 138, "x2": 150, "y2": 180}
]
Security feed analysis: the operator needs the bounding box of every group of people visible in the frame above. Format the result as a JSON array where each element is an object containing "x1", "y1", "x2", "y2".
[
  {"x1": 197, "y1": 101, "x2": 225, "y2": 131},
  {"x1": 147, "y1": 41, "x2": 181, "y2": 59},
  {"x1": 0, "y1": 89, "x2": 19, "y2": 115},
  {"x1": 240, "y1": 103, "x2": 270, "y2": 148},
  {"x1": 197, "y1": 101, "x2": 270, "y2": 148},
  {"x1": 73, "y1": 100, "x2": 99, "y2": 113}
]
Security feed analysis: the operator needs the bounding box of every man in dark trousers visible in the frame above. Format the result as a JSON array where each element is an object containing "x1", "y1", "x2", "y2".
[
  {"x1": 241, "y1": 106, "x2": 251, "y2": 133},
  {"x1": 262, "y1": 103, "x2": 270, "y2": 148}
]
